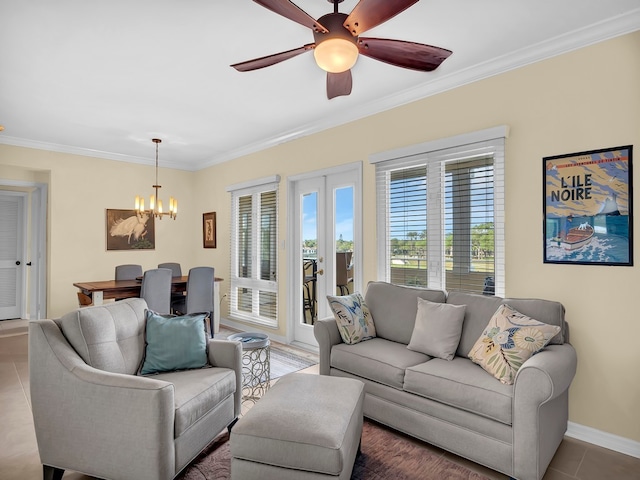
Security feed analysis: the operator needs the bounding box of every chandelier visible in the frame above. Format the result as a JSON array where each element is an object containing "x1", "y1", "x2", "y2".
[{"x1": 134, "y1": 138, "x2": 177, "y2": 220}]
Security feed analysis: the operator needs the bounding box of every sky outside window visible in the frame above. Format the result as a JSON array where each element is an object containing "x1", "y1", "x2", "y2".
[{"x1": 302, "y1": 187, "x2": 354, "y2": 241}]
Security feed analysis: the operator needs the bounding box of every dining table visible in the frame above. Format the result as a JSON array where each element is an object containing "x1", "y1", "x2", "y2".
[{"x1": 73, "y1": 276, "x2": 224, "y2": 333}]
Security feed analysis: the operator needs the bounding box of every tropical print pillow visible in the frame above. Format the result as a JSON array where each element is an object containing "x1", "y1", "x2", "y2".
[
  {"x1": 327, "y1": 292, "x2": 376, "y2": 345},
  {"x1": 468, "y1": 304, "x2": 561, "y2": 385}
]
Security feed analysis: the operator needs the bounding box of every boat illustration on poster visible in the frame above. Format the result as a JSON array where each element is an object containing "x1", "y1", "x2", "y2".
[
  {"x1": 558, "y1": 221, "x2": 594, "y2": 251},
  {"x1": 543, "y1": 145, "x2": 632, "y2": 266}
]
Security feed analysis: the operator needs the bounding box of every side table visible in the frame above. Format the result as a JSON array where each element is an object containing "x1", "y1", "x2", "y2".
[{"x1": 227, "y1": 332, "x2": 270, "y2": 404}]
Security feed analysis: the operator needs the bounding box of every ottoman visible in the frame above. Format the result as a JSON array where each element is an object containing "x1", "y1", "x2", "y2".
[{"x1": 230, "y1": 373, "x2": 365, "y2": 480}]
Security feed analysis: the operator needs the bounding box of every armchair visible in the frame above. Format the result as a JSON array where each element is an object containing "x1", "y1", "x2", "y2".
[{"x1": 29, "y1": 298, "x2": 242, "y2": 480}]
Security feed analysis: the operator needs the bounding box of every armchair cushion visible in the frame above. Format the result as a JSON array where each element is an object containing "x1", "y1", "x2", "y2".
[
  {"x1": 139, "y1": 311, "x2": 209, "y2": 375},
  {"x1": 155, "y1": 367, "x2": 237, "y2": 437}
]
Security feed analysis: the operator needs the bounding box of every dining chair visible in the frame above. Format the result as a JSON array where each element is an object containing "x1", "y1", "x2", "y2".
[
  {"x1": 159, "y1": 262, "x2": 184, "y2": 306},
  {"x1": 336, "y1": 252, "x2": 353, "y2": 295},
  {"x1": 173, "y1": 267, "x2": 215, "y2": 337},
  {"x1": 115, "y1": 264, "x2": 142, "y2": 281},
  {"x1": 158, "y1": 262, "x2": 182, "y2": 278},
  {"x1": 140, "y1": 268, "x2": 172, "y2": 314},
  {"x1": 303, "y1": 259, "x2": 317, "y2": 324}
]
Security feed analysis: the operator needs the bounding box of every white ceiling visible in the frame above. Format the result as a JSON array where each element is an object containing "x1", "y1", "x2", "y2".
[{"x1": 1, "y1": 0, "x2": 639, "y2": 171}]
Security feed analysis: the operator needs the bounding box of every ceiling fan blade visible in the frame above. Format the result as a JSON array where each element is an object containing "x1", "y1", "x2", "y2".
[
  {"x1": 357, "y1": 37, "x2": 452, "y2": 71},
  {"x1": 231, "y1": 44, "x2": 314, "y2": 72},
  {"x1": 253, "y1": 0, "x2": 328, "y2": 33},
  {"x1": 344, "y1": 0, "x2": 419, "y2": 36},
  {"x1": 327, "y1": 70, "x2": 353, "y2": 100}
]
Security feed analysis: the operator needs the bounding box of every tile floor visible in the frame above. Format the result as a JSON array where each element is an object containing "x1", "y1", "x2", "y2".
[{"x1": 2, "y1": 319, "x2": 639, "y2": 480}]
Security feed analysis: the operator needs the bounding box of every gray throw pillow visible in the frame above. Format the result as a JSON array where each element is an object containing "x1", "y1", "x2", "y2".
[{"x1": 407, "y1": 298, "x2": 466, "y2": 360}]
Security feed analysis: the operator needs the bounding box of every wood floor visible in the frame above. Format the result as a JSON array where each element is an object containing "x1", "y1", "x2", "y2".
[{"x1": 2, "y1": 319, "x2": 639, "y2": 480}]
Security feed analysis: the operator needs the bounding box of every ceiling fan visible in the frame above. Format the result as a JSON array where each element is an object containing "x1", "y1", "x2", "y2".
[{"x1": 231, "y1": 0, "x2": 452, "y2": 99}]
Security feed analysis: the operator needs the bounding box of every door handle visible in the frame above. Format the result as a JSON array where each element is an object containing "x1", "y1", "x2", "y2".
[
  {"x1": 15, "y1": 261, "x2": 21, "y2": 266},
  {"x1": 26, "y1": 262, "x2": 32, "y2": 266},
  {"x1": 316, "y1": 269, "x2": 324, "y2": 276}
]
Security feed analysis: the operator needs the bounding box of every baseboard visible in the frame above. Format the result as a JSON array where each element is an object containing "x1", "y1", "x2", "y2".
[{"x1": 566, "y1": 422, "x2": 640, "y2": 459}]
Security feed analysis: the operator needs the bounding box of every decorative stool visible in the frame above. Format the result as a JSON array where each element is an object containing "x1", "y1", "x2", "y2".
[
  {"x1": 227, "y1": 332, "x2": 270, "y2": 404},
  {"x1": 230, "y1": 373, "x2": 364, "y2": 480}
]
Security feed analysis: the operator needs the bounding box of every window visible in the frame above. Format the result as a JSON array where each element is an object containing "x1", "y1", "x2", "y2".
[
  {"x1": 228, "y1": 176, "x2": 279, "y2": 326},
  {"x1": 372, "y1": 128, "x2": 506, "y2": 296}
]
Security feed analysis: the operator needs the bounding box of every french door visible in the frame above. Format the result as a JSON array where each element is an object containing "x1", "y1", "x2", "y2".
[
  {"x1": 289, "y1": 163, "x2": 361, "y2": 347},
  {"x1": 0, "y1": 192, "x2": 26, "y2": 320}
]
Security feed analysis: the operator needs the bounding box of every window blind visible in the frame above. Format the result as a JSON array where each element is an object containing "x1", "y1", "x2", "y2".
[
  {"x1": 229, "y1": 180, "x2": 279, "y2": 326},
  {"x1": 375, "y1": 136, "x2": 505, "y2": 296}
]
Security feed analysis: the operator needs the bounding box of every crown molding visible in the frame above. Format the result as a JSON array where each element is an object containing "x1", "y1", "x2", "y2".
[
  {"x1": 0, "y1": 135, "x2": 190, "y2": 171},
  {"x1": 2, "y1": 9, "x2": 639, "y2": 172},
  {"x1": 194, "y1": 8, "x2": 640, "y2": 170}
]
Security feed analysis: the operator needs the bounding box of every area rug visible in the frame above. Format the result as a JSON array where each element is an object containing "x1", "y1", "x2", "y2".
[
  {"x1": 270, "y1": 347, "x2": 317, "y2": 379},
  {"x1": 178, "y1": 420, "x2": 491, "y2": 480}
]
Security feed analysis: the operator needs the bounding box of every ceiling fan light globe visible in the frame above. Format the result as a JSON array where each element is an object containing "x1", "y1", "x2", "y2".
[{"x1": 314, "y1": 38, "x2": 358, "y2": 73}]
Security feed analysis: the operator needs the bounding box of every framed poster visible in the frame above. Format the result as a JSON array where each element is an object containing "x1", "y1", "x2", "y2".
[
  {"x1": 203, "y1": 212, "x2": 216, "y2": 248},
  {"x1": 543, "y1": 145, "x2": 633, "y2": 266},
  {"x1": 106, "y1": 209, "x2": 155, "y2": 250}
]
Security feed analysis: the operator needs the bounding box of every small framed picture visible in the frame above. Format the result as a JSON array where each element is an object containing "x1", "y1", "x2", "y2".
[
  {"x1": 203, "y1": 212, "x2": 217, "y2": 248},
  {"x1": 543, "y1": 145, "x2": 633, "y2": 266}
]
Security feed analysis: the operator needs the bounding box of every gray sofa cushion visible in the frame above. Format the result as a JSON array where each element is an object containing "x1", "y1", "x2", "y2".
[
  {"x1": 365, "y1": 282, "x2": 446, "y2": 344},
  {"x1": 447, "y1": 292, "x2": 504, "y2": 358},
  {"x1": 156, "y1": 367, "x2": 237, "y2": 438},
  {"x1": 59, "y1": 298, "x2": 147, "y2": 374},
  {"x1": 404, "y1": 357, "x2": 514, "y2": 425},
  {"x1": 331, "y1": 337, "x2": 429, "y2": 389}
]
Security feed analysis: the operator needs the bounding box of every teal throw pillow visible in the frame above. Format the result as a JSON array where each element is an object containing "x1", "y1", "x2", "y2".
[{"x1": 139, "y1": 310, "x2": 209, "y2": 375}]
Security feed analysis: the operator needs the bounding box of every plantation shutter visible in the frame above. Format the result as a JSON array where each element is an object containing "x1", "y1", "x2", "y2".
[
  {"x1": 228, "y1": 176, "x2": 280, "y2": 326},
  {"x1": 372, "y1": 127, "x2": 506, "y2": 296}
]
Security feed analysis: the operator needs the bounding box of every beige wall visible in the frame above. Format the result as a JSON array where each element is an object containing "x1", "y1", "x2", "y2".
[
  {"x1": 0, "y1": 148, "x2": 200, "y2": 316},
  {"x1": 1, "y1": 32, "x2": 638, "y2": 443}
]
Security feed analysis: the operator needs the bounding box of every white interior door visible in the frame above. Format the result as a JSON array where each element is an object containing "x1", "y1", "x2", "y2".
[
  {"x1": 289, "y1": 164, "x2": 361, "y2": 347},
  {"x1": 0, "y1": 192, "x2": 26, "y2": 320}
]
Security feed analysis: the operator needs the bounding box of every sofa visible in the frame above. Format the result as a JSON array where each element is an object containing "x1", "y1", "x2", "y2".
[
  {"x1": 29, "y1": 298, "x2": 242, "y2": 480},
  {"x1": 314, "y1": 282, "x2": 577, "y2": 480}
]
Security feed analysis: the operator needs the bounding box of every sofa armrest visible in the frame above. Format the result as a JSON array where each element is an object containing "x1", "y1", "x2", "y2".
[
  {"x1": 208, "y1": 339, "x2": 242, "y2": 416},
  {"x1": 512, "y1": 343, "x2": 577, "y2": 480},
  {"x1": 313, "y1": 316, "x2": 343, "y2": 375},
  {"x1": 514, "y1": 343, "x2": 577, "y2": 403},
  {"x1": 29, "y1": 319, "x2": 176, "y2": 479}
]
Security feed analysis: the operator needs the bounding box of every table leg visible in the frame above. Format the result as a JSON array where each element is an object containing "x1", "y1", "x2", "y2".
[{"x1": 93, "y1": 291, "x2": 104, "y2": 306}]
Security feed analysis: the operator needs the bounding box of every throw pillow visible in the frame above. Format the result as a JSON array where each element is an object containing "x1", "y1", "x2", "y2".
[
  {"x1": 327, "y1": 292, "x2": 376, "y2": 345},
  {"x1": 468, "y1": 304, "x2": 561, "y2": 385},
  {"x1": 139, "y1": 310, "x2": 209, "y2": 375},
  {"x1": 407, "y1": 298, "x2": 466, "y2": 360}
]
